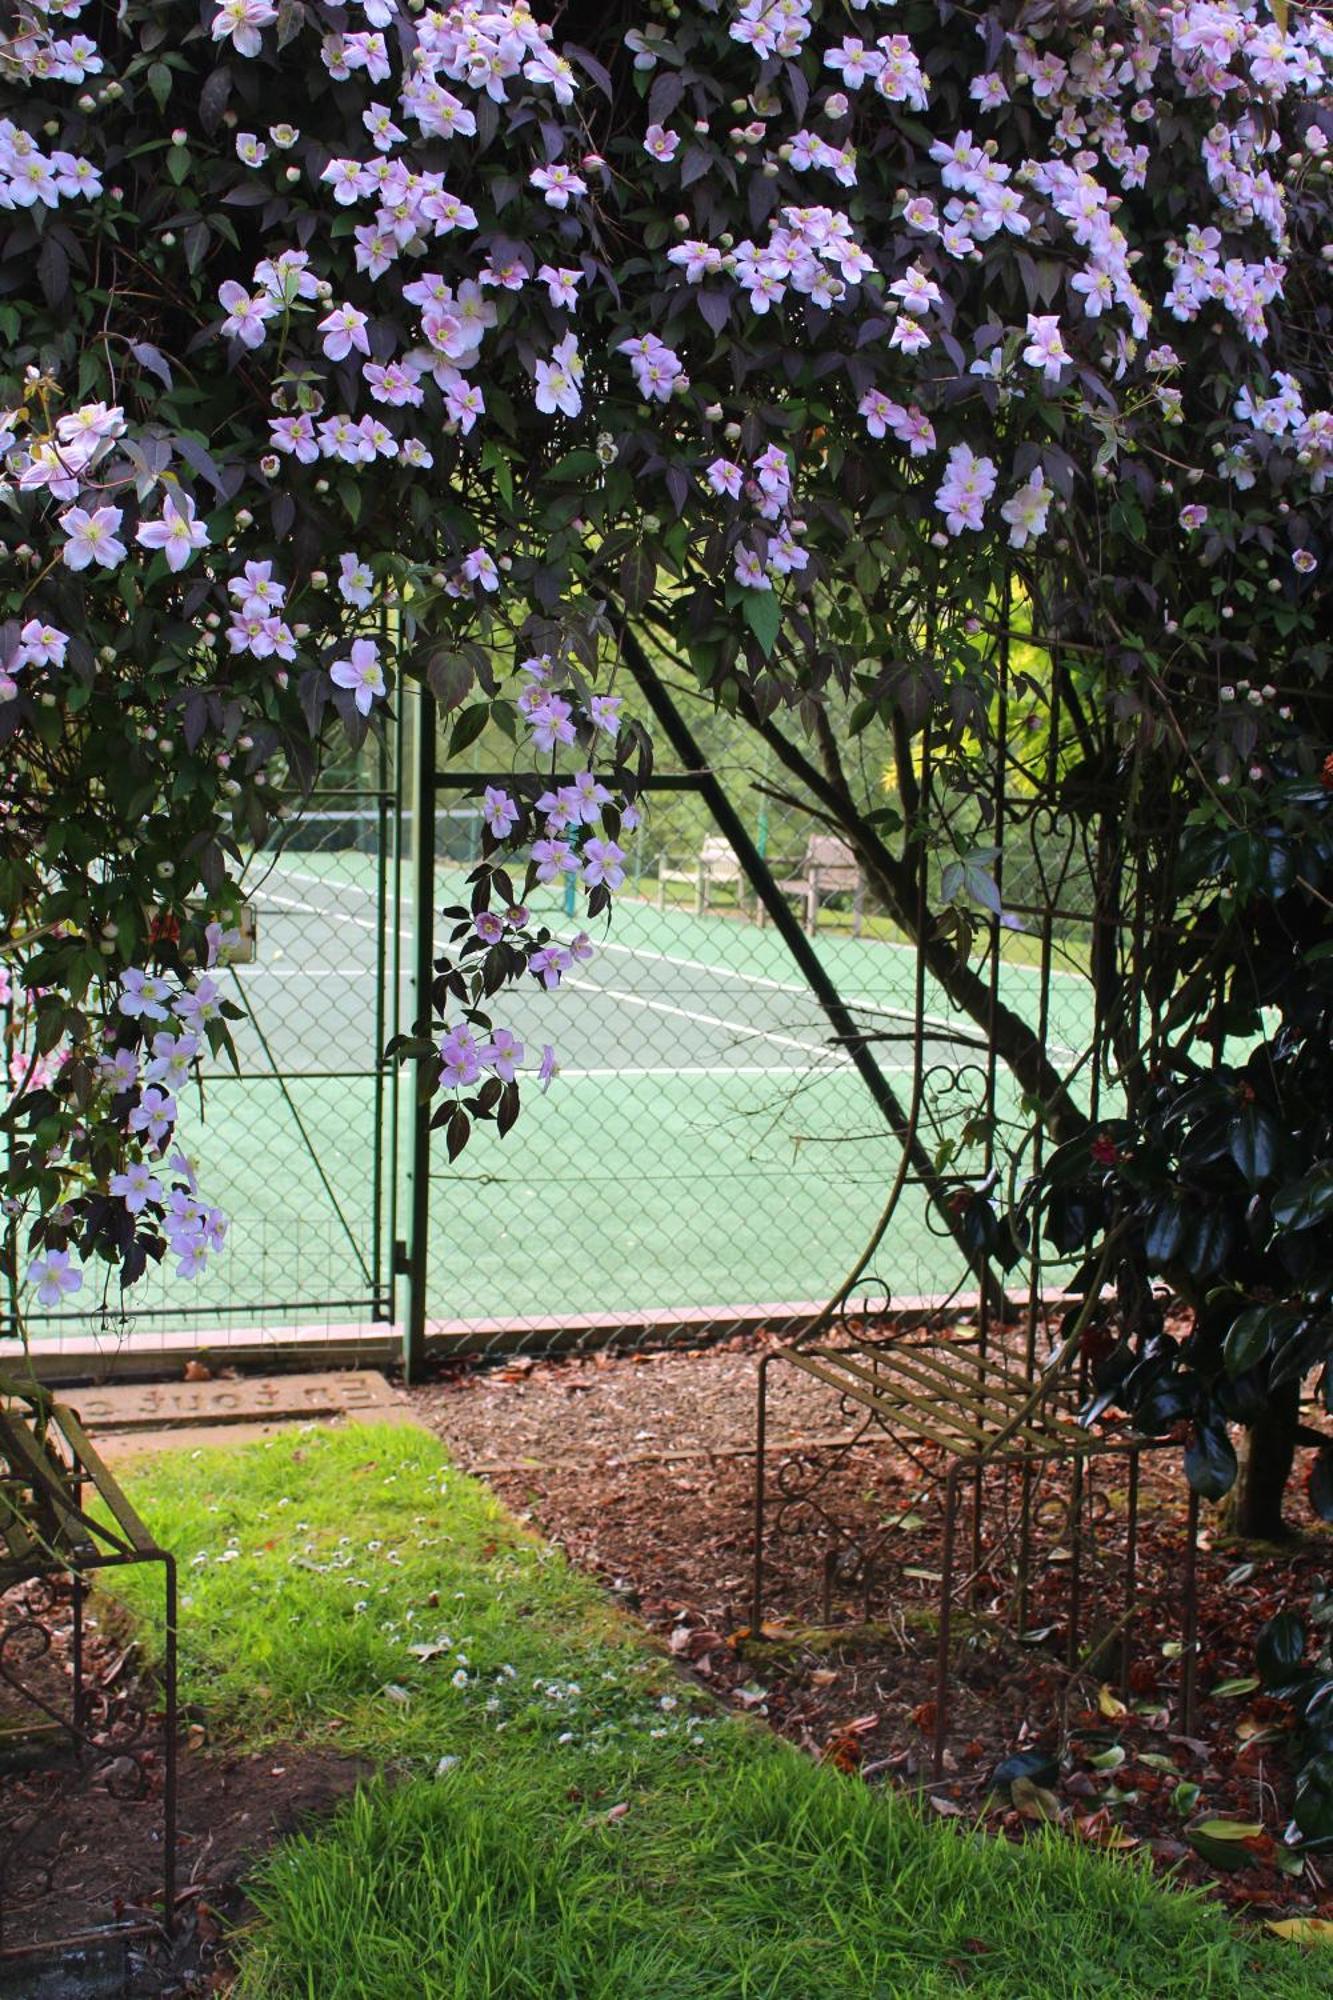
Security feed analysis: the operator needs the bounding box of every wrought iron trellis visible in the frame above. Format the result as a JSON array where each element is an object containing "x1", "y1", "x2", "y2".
[{"x1": 733, "y1": 590, "x2": 1209, "y2": 1752}]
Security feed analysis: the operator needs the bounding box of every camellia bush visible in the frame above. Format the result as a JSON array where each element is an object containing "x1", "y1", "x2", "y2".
[
  {"x1": 1010, "y1": 764, "x2": 1333, "y2": 1527},
  {"x1": 1, "y1": 0, "x2": 1330, "y2": 1344}
]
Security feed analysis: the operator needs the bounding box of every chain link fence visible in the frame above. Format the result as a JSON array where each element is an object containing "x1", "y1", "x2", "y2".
[
  {"x1": 9, "y1": 668, "x2": 1117, "y2": 1373},
  {"x1": 417, "y1": 679, "x2": 1107, "y2": 1363}
]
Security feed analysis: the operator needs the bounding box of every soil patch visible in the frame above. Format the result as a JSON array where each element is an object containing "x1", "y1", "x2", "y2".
[
  {"x1": 0, "y1": 1576, "x2": 368, "y2": 1996},
  {"x1": 414, "y1": 1332, "x2": 1333, "y2": 1925}
]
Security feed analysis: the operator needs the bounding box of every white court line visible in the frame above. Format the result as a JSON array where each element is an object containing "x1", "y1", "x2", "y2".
[
  {"x1": 257, "y1": 889, "x2": 414, "y2": 940},
  {"x1": 556, "y1": 1064, "x2": 919, "y2": 1079},
  {"x1": 269, "y1": 866, "x2": 906, "y2": 1010},
  {"x1": 237, "y1": 966, "x2": 408, "y2": 979},
  {"x1": 264, "y1": 873, "x2": 932, "y2": 1021},
  {"x1": 561, "y1": 975, "x2": 845, "y2": 1062},
  {"x1": 256, "y1": 868, "x2": 1082, "y2": 1054}
]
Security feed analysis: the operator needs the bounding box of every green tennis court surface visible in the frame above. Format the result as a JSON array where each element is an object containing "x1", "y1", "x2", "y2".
[{"x1": 28, "y1": 843, "x2": 1100, "y2": 1346}]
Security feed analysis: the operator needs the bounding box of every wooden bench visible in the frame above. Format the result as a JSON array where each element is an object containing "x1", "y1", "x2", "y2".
[
  {"x1": 656, "y1": 835, "x2": 746, "y2": 915},
  {"x1": 757, "y1": 833, "x2": 864, "y2": 935}
]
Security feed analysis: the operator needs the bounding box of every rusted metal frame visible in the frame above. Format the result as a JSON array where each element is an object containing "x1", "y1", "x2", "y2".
[
  {"x1": 752, "y1": 1352, "x2": 882, "y2": 1629},
  {"x1": 404, "y1": 683, "x2": 437, "y2": 1381},
  {"x1": 804, "y1": 1342, "x2": 1083, "y2": 1454},
  {"x1": 757, "y1": 1374, "x2": 1195, "y2": 1773},
  {"x1": 969, "y1": 593, "x2": 1010, "y2": 1597},
  {"x1": 1182, "y1": 1485, "x2": 1200, "y2": 1733},
  {"x1": 1122, "y1": 1449, "x2": 1140, "y2": 1700},
  {"x1": 777, "y1": 1350, "x2": 988, "y2": 1457},
  {"x1": 856, "y1": 1334, "x2": 1068, "y2": 1410},
  {"x1": 928, "y1": 1434, "x2": 1192, "y2": 1775},
  {"x1": 0, "y1": 1546, "x2": 177, "y2": 1939},
  {"x1": 753, "y1": 1351, "x2": 928, "y2": 1630},
  {"x1": 933, "y1": 1459, "x2": 964, "y2": 1776},
  {"x1": 0, "y1": 1401, "x2": 178, "y2": 1942},
  {"x1": 853, "y1": 1326, "x2": 1042, "y2": 1399},
  {"x1": 751, "y1": 1352, "x2": 771, "y2": 1631},
  {"x1": 789, "y1": 1344, "x2": 1005, "y2": 1430},
  {"x1": 0, "y1": 1408, "x2": 132, "y2": 1568},
  {"x1": 1019, "y1": 644, "x2": 1063, "y2": 1610},
  {"x1": 56, "y1": 1407, "x2": 158, "y2": 1552},
  {"x1": 1066, "y1": 1452, "x2": 1086, "y2": 1672}
]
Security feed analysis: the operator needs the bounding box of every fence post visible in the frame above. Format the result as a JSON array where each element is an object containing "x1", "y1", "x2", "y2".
[{"x1": 404, "y1": 683, "x2": 436, "y2": 1382}]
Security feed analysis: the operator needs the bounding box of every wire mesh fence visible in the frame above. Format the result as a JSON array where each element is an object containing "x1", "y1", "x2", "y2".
[
  {"x1": 9, "y1": 650, "x2": 1133, "y2": 1374},
  {"x1": 417, "y1": 670, "x2": 1111, "y2": 1364}
]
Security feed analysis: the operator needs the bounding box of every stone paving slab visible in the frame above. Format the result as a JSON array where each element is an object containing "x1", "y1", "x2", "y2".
[{"x1": 63, "y1": 1370, "x2": 410, "y2": 1449}]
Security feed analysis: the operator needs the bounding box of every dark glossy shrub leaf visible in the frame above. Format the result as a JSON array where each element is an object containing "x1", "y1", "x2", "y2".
[{"x1": 1184, "y1": 1418, "x2": 1237, "y2": 1500}]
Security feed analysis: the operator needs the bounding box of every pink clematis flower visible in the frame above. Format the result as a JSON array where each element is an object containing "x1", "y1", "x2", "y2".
[{"x1": 136, "y1": 494, "x2": 210, "y2": 574}]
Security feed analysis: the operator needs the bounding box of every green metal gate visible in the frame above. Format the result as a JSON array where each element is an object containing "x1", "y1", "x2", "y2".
[{"x1": 6, "y1": 737, "x2": 405, "y2": 1366}]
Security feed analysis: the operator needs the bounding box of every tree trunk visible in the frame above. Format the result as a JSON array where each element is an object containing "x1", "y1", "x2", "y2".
[
  {"x1": 1225, "y1": 1381, "x2": 1301, "y2": 1540},
  {"x1": 740, "y1": 699, "x2": 1091, "y2": 1141}
]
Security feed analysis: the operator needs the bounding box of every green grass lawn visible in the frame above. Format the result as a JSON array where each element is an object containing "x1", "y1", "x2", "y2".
[{"x1": 111, "y1": 1425, "x2": 1324, "y2": 1999}]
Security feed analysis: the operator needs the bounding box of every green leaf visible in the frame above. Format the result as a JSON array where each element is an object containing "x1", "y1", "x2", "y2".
[
  {"x1": 448, "y1": 702, "x2": 491, "y2": 759},
  {"x1": 1272, "y1": 1167, "x2": 1333, "y2": 1234},
  {"x1": 1311, "y1": 1444, "x2": 1333, "y2": 1524},
  {"x1": 619, "y1": 545, "x2": 656, "y2": 615},
  {"x1": 1210, "y1": 1675, "x2": 1261, "y2": 1698},
  {"x1": 547, "y1": 450, "x2": 599, "y2": 480},
  {"x1": 1229, "y1": 1103, "x2": 1279, "y2": 1185},
  {"x1": 1223, "y1": 1304, "x2": 1277, "y2": 1375},
  {"x1": 1295, "y1": 1754, "x2": 1333, "y2": 1844},
  {"x1": 147, "y1": 60, "x2": 173, "y2": 111},
  {"x1": 423, "y1": 649, "x2": 474, "y2": 713},
  {"x1": 742, "y1": 590, "x2": 781, "y2": 660},
  {"x1": 1257, "y1": 1610, "x2": 1305, "y2": 1689},
  {"x1": 479, "y1": 440, "x2": 514, "y2": 511},
  {"x1": 1186, "y1": 1823, "x2": 1260, "y2": 1871},
  {"x1": 1142, "y1": 1199, "x2": 1185, "y2": 1266}
]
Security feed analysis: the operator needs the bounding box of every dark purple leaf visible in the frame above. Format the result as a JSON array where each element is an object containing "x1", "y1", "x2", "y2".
[
  {"x1": 680, "y1": 146, "x2": 712, "y2": 188},
  {"x1": 182, "y1": 692, "x2": 210, "y2": 752},
  {"x1": 130, "y1": 342, "x2": 174, "y2": 390},
  {"x1": 198, "y1": 66, "x2": 232, "y2": 134},
  {"x1": 172, "y1": 433, "x2": 227, "y2": 499},
  {"x1": 619, "y1": 545, "x2": 657, "y2": 613},
  {"x1": 649, "y1": 71, "x2": 684, "y2": 124},
  {"x1": 696, "y1": 288, "x2": 731, "y2": 335},
  {"x1": 665, "y1": 462, "x2": 691, "y2": 516},
  {"x1": 36, "y1": 234, "x2": 69, "y2": 309},
  {"x1": 566, "y1": 44, "x2": 613, "y2": 98}
]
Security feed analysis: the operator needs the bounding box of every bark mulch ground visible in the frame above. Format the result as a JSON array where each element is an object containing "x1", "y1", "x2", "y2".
[{"x1": 413, "y1": 1330, "x2": 1333, "y2": 1929}]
